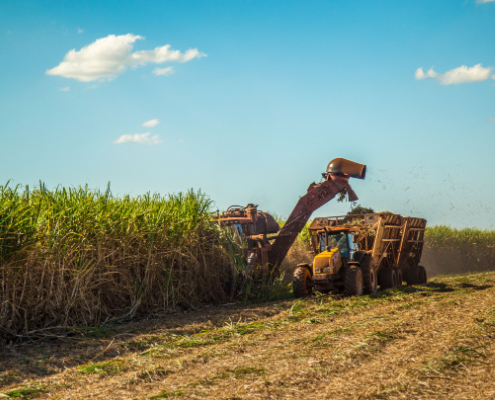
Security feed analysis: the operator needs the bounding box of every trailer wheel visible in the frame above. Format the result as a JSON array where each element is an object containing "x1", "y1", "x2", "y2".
[
  {"x1": 379, "y1": 267, "x2": 396, "y2": 290},
  {"x1": 361, "y1": 256, "x2": 377, "y2": 295},
  {"x1": 404, "y1": 265, "x2": 419, "y2": 285},
  {"x1": 418, "y1": 265, "x2": 427, "y2": 284},
  {"x1": 344, "y1": 266, "x2": 364, "y2": 297},
  {"x1": 394, "y1": 267, "x2": 403, "y2": 287},
  {"x1": 293, "y1": 267, "x2": 312, "y2": 298}
]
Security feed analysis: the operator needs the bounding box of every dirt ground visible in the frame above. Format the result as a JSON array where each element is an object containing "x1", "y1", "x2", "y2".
[{"x1": 1, "y1": 271, "x2": 495, "y2": 399}]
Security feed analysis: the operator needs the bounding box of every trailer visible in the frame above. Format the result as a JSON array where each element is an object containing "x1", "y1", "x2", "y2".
[{"x1": 293, "y1": 212, "x2": 427, "y2": 297}]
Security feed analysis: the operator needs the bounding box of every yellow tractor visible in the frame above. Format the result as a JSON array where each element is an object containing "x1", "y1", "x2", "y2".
[{"x1": 293, "y1": 213, "x2": 427, "y2": 297}]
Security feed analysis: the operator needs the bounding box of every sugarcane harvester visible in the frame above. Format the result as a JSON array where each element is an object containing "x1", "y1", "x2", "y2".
[{"x1": 214, "y1": 158, "x2": 366, "y2": 276}]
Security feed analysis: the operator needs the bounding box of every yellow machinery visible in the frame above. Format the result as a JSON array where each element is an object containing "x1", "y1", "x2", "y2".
[{"x1": 293, "y1": 213, "x2": 427, "y2": 297}]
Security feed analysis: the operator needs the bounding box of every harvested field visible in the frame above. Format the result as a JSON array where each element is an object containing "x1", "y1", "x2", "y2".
[{"x1": 1, "y1": 271, "x2": 495, "y2": 399}]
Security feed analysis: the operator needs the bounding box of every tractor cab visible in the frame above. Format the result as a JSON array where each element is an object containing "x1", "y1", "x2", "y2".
[
  {"x1": 316, "y1": 229, "x2": 359, "y2": 260},
  {"x1": 309, "y1": 226, "x2": 361, "y2": 286}
]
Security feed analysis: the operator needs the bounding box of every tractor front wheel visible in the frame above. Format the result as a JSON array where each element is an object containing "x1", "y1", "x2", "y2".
[{"x1": 293, "y1": 267, "x2": 312, "y2": 298}]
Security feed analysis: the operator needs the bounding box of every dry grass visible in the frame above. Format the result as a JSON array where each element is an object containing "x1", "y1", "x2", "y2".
[{"x1": 1, "y1": 271, "x2": 495, "y2": 399}]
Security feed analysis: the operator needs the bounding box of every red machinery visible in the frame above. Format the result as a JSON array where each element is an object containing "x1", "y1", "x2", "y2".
[{"x1": 214, "y1": 158, "x2": 366, "y2": 275}]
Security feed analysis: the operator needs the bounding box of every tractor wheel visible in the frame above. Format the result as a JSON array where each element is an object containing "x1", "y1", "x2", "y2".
[
  {"x1": 293, "y1": 267, "x2": 312, "y2": 298},
  {"x1": 418, "y1": 265, "x2": 427, "y2": 284},
  {"x1": 344, "y1": 266, "x2": 364, "y2": 297},
  {"x1": 379, "y1": 267, "x2": 396, "y2": 290},
  {"x1": 361, "y1": 256, "x2": 377, "y2": 295}
]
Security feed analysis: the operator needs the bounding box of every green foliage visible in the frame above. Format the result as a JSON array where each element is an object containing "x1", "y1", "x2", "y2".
[
  {"x1": 425, "y1": 226, "x2": 495, "y2": 272},
  {"x1": 3, "y1": 386, "x2": 44, "y2": 398},
  {"x1": 0, "y1": 183, "x2": 241, "y2": 339},
  {"x1": 347, "y1": 204, "x2": 374, "y2": 215},
  {"x1": 77, "y1": 360, "x2": 126, "y2": 375},
  {"x1": 425, "y1": 226, "x2": 495, "y2": 249},
  {"x1": 243, "y1": 273, "x2": 293, "y2": 302},
  {"x1": 149, "y1": 390, "x2": 185, "y2": 399}
]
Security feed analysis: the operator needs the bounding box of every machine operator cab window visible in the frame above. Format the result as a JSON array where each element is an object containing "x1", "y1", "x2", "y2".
[
  {"x1": 329, "y1": 233, "x2": 348, "y2": 258},
  {"x1": 319, "y1": 231, "x2": 359, "y2": 259},
  {"x1": 348, "y1": 232, "x2": 359, "y2": 259},
  {"x1": 232, "y1": 223, "x2": 244, "y2": 246}
]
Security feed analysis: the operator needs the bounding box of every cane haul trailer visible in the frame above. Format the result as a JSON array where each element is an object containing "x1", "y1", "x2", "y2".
[{"x1": 293, "y1": 213, "x2": 427, "y2": 297}]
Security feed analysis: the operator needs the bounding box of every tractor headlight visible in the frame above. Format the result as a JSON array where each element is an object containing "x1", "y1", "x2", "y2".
[
  {"x1": 314, "y1": 268, "x2": 321, "y2": 274},
  {"x1": 323, "y1": 267, "x2": 331, "y2": 273}
]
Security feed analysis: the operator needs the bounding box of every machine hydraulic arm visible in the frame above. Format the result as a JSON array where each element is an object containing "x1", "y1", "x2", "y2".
[{"x1": 268, "y1": 158, "x2": 366, "y2": 269}]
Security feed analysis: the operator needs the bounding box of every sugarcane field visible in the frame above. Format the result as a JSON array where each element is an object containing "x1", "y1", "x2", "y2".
[{"x1": 2, "y1": 1, "x2": 495, "y2": 399}]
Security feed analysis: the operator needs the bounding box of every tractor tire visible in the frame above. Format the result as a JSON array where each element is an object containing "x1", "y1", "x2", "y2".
[
  {"x1": 361, "y1": 256, "x2": 377, "y2": 295},
  {"x1": 293, "y1": 266, "x2": 312, "y2": 298},
  {"x1": 344, "y1": 266, "x2": 364, "y2": 297},
  {"x1": 418, "y1": 265, "x2": 427, "y2": 284},
  {"x1": 379, "y1": 267, "x2": 396, "y2": 290}
]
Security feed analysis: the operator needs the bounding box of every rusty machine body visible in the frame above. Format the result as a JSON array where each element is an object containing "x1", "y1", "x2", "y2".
[
  {"x1": 293, "y1": 212, "x2": 427, "y2": 297},
  {"x1": 214, "y1": 158, "x2": 367, "y2": 276}
]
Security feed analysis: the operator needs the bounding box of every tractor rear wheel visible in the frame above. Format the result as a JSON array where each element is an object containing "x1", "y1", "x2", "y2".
[
  {"x1": 344, "y1": 266, "x2": 364, "y2": 297},
  {"x1": 293, "y1": 267, "x2": 312, "y2": 298},
  {"x1": 418, "y1": 265, "x2": 427, "y2": 284},
  {"x1": 361, "y1": 256, "x2": 377, "y2": 295},
  {"x1": 379, "y1": 267, "x2": 396, "y2": 290}
]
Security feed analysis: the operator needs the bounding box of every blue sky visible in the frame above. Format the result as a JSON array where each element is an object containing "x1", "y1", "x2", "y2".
[{"x1": 1, "y1": 0, "x2": 495, "y2": 228}]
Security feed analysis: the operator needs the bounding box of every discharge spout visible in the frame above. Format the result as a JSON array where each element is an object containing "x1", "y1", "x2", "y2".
[{"x1": 326, "y1": 158, "x2": 366, "y2": 180}]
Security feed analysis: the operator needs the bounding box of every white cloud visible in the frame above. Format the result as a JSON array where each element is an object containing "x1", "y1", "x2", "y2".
[
  {"x1": 441, "y1": 64, "x2": 493, "y2": 84},
  {"x1": 477, "y1": 0, "x2": 495, "y2": 3},
  {"x1": 77, "y1": 28, "x2": 84, "y2": 34},
  {"x1": 113, "y1": 132, "x2": 162, "y2": 145},
  {"x1": 415, "y1": 64, "x2": 495, "y2": 85},
  {"x1": 141, "y1": 119, "x2": 159, "y2": 128},
  {"x1": 153, "y1": 66, "x2": 175, "y2": 76},
  {"x1": 132, "y1": 46, "x2": 204, "y2": 64},
  {"x1": 59, "y1": 86, "x2": 70, "y2": 92},
  {"x1": 46, "y1": 34, "x2": 206, "y2": 82},
  {"x1": 415, "y1": 67, "x2": 438, "y2": 80}
]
